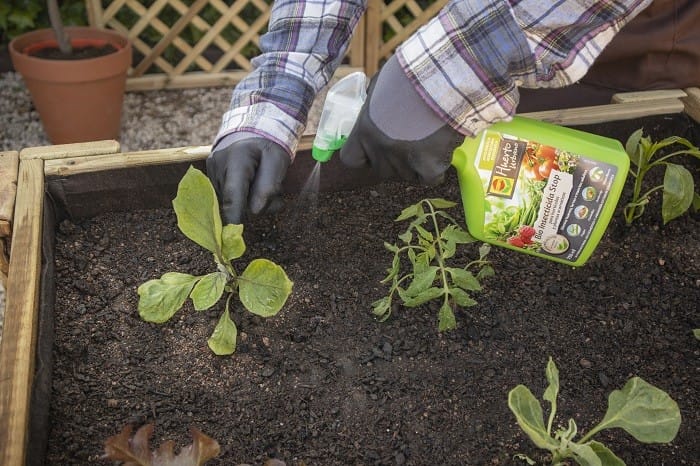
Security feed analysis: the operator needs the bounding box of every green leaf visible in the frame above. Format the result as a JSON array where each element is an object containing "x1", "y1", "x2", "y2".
[
  {"x1": 447, "y1": 267, "x2": 481, "y2": 291},
  {"x1": 398, "y1": 231, "x2": 412, "y2": 244},
  {"x1": 442, "y1": 238, "x2": 456, "y2": 259},
  {"x1": 477, "y1": 265, "x2": 495, "y2": 280},
  {"x1": 624, "y1": 129, "x2": 644, "y2": 167},
  {"x1": 426, "y1": 198, "x2": 456, "y2": 209},
  {"x1": 207, "y1": 306, "x2": 237, "y2": 355},
  {"x1": 587, "y1": 441, "x2": 625, "y2": 466},
  {"x1": 692, "y1": 192, "x2": 700, "y2": 212},
  {"x1": 400, "y1": 286, "x2": 443, "y2": 307},
  {"x1": 384, "y1": 241, "x2": 400, "y2": 253},
  {"x1": 415, "y1": 225, "x2": 434, "y2": 242},
  {"x1": 543, "y1": 357, "x2": 559, "y2": 433},
  {"x1": 372, "y1": 296, "x2": 392, "y2": 321},
  {"x1": 191, "y1": 272, "x2": 227, "y2": 311},
  {"x1": 568, "y1": 442, "x2": 603, "y2": 466},
  {"x1": 662, "y1": 163, "x2": 694, "y2": 224},
  {"x1": 478, "y1": 243, "x2": 491, "y2": 260},
  {"x1": 396, "y1": 202, "x2": 424, "y2": 221},
  {"x1": 508, "y1": 385, "x2": 557, "y2": 450},
  {"x1": 442, "y1": 224, "x2": 474, "y2": 244},
  {"x1": 438, "y1": 303, "x2": 456, "y2": 331},
  {"x1": 239, "y1": 259, "x2": 293, "y2": 317},
  {"x1": 221, "y1": 223, "x2": 245, "y2": 261},
  {"x1": 694, "y1": 328, "x2": 700, "y2": 340},
  {"x1": 593, "y1": 377, "x2": 681, "y2": 443},
  {"x1": 404, "y1": 266, "x2": 438, "y2": 298},
  {"x1": 137, "y1": 272, "x2": 199, "y2": 323},
  {"x1": 449, "y1": 288, "x2": 477, "y2": 307},
  {"x1": 173, "y1": 166, "x2": 222, "y2": 257},
  {"x1": 513, "y1": 454, "x2": 536, "y2": 465}
]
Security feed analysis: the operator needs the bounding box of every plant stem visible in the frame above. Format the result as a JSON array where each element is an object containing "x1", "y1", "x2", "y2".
[{"x1": 47, "y1": 0, "x2": 72, "y2": 54}]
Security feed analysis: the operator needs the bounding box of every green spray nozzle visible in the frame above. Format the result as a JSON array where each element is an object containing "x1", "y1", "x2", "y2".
[{"x1": 311, "y1": 72, "x2": 367, "y2": 163}]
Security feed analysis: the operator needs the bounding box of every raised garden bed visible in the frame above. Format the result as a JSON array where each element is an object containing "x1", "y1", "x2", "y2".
[{"x1": 0, "y1": 94, "x2": 698, "y2": 466}]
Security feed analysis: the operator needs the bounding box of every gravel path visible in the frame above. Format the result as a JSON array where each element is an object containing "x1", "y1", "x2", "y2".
[{"x1": 0, "y1": 70, "x2": 328, "y2": 345}]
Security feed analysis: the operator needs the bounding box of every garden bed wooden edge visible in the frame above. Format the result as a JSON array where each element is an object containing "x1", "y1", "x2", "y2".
[{"x1": 0, "y1": 88, "x2": 699, "y2": 466}]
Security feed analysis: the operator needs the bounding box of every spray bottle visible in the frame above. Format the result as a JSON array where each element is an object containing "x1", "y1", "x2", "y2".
[
  {"x1": 312, "y1": 71, "x2": 368, "y2": 162},
  {"x1": 310, "y1": 74, "x2": 628, "y2": 266}
]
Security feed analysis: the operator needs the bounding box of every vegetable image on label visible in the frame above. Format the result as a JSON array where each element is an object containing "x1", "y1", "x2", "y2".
[{"x1": 542, "y1": 234, "x2": 569, "y2": 254}]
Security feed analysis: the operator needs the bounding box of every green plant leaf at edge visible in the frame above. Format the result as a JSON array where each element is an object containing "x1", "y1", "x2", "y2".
[
  {"x1": 426, "y1": 198, "x2": 456, "y2": 209},
  {"x1": 567, "y1": 441, "x2": 603, "y2": 466},
  {"x1": 662, "y1": 163, "x2": 694, "y2": 224},
  {"x1": 239, "y1": 258, "x2": 293, "y2": 317},
  {"x1": 208, "y1": 304, "x2": 238, "y2": 356},
  {"x1": 173, "y1": 166, "x2": 222, "y2": 257},
  {"x1": 543, "y1": 357, "x2": 559, "y2": 434},
  {"x1": 592, "y1": 377, "x2": 681, "y2": 443},
  {"x1": 137, "y1": 272, "x2": 199, "y2": 323},
  {"x1": 221, "y1": 223, "x2": 245, "y2": 261},
  {"x1": 587, "y1": 441, "x2": 625, "y2": 466},
  {"x1": 190, "y1": 271, "x2": 227, "y2": 311},
  {"x1": 508, "y1": 385, "x2": 558, "y2": 450},
  {"x1": 438, "y1": 302, "x2": 456, "y2": 331},
  {"x1": 624, "y1": 129, "x2": 644, "y2": 167},
  {"x1": 403, "y1": 265, "x2": 438, "y2": 298}
]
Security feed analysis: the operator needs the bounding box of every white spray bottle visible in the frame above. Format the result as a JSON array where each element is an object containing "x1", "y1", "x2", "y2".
[{"x1": 312, "y1": 71, "x2": 367, "y2": 162}]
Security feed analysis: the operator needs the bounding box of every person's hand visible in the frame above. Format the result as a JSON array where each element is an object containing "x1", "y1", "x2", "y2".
[
  {"x1": 339, "y1": 55, "x2": 464, "y2": 185},
  {"x1": 206, "y1": 136, "x2": 291, "y2": 224}
]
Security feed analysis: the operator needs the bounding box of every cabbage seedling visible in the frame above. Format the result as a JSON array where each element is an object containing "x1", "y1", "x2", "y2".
[
  {"x1": 137, "y1": 166, "x2": 293, "y2": 355},
  {"x1": 372, "y1": 198, "x2": 493, "y2": 331},
  {"x1": 509, "y1": 357, "x2": 681, "y2": 466}
]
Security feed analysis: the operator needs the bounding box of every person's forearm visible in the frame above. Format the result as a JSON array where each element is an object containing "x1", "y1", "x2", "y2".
[
  {"x1": 216, "y1": 0, "x2": 367, "y2": 157},
  {"x1": 398, "y1": 0, "x2": 653, "y2": 137}
]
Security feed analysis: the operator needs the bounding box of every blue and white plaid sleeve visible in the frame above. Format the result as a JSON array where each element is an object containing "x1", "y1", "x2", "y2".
[
  {"x1": 398, "y1": 0, "x2": 653, "y2": 137},
  {"x1": 214, "y1": 0, "x2": 367, "y2": 158}
]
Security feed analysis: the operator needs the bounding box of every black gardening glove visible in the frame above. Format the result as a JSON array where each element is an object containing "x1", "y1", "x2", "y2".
[
  {"x1": 206, "y1": 136, "x2": 291, "y2": 224},
  {"x1": 339, "y1": 55, "x2": 464, "y2": 185}
]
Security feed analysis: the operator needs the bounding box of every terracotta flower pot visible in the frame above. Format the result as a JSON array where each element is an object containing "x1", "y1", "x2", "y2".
[{"x1": 9, "y1": 26, "x2": 132, "y2": 144}]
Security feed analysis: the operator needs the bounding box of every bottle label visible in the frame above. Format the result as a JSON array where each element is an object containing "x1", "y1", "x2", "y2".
[{"x1": 476, "y1": 131, "x2": 618, "y2": 262}]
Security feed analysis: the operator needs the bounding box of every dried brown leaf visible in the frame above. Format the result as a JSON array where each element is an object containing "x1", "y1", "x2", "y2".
[{"x1": 104, "y1": 423, "x2": 220, "y2": 466}]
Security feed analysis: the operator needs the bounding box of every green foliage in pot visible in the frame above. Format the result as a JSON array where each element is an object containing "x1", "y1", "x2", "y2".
[
  {"x1": 623, "y1": 129, "x2": 700, "y2": 225},
  {"x1": 373, "y1": 198, "x2": 493, "y2": 331},
  {"x1": 137, "y1": 166, "x2": 293, "y2": 356},
  {"x1": 509, "y1": 357, "x2": 681, "y2": 466},
  {"x1": 0, "y1": 0, "x2": 85, "y2": 46}
]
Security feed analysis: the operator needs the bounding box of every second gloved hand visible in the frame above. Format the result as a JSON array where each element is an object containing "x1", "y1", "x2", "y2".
[
  {"x1": 339, "y1": 55, "x2": 464, "y2": 185},
  {"x1": 206, "y1": 136, "x2": 290, "y2": 225}
]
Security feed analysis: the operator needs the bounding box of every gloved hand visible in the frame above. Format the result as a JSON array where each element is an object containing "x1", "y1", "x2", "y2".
[
  {"x1": 206, "y1": 135, "x2": 291, "y2": 224},
  {"x1": 339, "y1": 55, "x2": 464, "y2": 185}
]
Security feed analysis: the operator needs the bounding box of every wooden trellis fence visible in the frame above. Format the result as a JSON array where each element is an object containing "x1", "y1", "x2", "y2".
[{"x1": 86, "y1": 0, "x2": 448, "y2": 91}]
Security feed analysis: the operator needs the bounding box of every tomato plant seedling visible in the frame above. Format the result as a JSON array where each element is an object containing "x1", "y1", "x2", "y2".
[
  {"x1": 623, "y1": 129, "x2": 700, "y2": 225},
  {"x1": 137, "y1": 166, "x2": 293, "y2": 355},
  {"x1": 372, "y1": 198, "x2": 493, "y2": 331},
  {"x1": 509, "y1": 357, "x2": 681, "y2": 466}
]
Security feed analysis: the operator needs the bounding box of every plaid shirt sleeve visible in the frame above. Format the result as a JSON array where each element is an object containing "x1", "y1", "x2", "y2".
[
  {"x1": 397, "y1": 0, "x2": 653, "y2": 137},
  {"x1": 214, "y1": 0, "x2": 367, "y2": 157}
]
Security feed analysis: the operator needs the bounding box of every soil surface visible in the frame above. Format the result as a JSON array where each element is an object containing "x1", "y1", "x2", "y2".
[
  {"x1": 29, "y1": 44, "x2": 117, "y2": 60},
  {"x1": 46, "y1": 115, "x2": 698, "y2": 465}
]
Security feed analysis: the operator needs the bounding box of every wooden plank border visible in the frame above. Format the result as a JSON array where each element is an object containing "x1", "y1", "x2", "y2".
[
  {"x1": 0, "y1": 159, "x2": 45, "y2": 466},
  {"x1": 0, "y1": 88, "x2": 694, "y2": 464}
]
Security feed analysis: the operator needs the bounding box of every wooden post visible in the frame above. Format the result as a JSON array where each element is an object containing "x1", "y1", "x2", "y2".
[
  {"x1": 0, "y1": 151, "x2": 19, "y2": 286},
  {"x1": 0, "y1": 159, "x2": 45, "y2": 466}
]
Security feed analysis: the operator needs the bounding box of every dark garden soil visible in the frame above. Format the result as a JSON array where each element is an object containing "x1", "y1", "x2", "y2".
[
  {"x1": 45, "y1": 115, "x2": 698, "y2": 465},
  {"x1": 29, "y1": 44, "x2": 117, "y2": 60}
]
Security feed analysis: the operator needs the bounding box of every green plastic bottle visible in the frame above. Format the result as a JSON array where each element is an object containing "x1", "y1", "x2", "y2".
[{"x1": 451, "y1": 116, "x2": 629, "y2": 267}]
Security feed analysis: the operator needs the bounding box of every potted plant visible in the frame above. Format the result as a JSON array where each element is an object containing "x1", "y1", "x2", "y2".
[{"x1": 8, "y1": 0, "x2": 132, "y2": 144}]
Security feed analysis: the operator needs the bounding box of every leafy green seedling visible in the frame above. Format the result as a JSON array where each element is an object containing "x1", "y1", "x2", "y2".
[
  {"x1": 137, "y1": 166, "x2": 293, "y2": 355},
  {"x1": 623, "y1": 129, "x2": 700, "y2": 225},
  {"x1": 372, "y1": 198, "x2": 493, "y2": 331},
  {"x1": 509, "y1": 357, "x2": 681, "y2": 466},
  {"x1": 103, "y1": 423, "x2": 220, "y2": 465}
]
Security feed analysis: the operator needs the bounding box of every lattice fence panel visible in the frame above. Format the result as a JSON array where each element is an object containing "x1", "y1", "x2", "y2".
[
  {"x1": 86, "y1": 0, "x2": 444, "y2": 90},
  {"x1": 364, "y1": 0, "x2": 446, "y2": 75}
]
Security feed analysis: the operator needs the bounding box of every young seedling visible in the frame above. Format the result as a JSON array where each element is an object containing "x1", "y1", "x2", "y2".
[
  {"x1": 103, "y1": 423, "x2": 220, "y2": 465},
  {"x1": 508, "y1": 357, "x2": 681, "y2": 466},
  {"x1": 372, "y1": 198, "x2": 493, "y2": 331},
  {"x1": 137, "y1": 166, "x2": 293, "y2": 356},
  {"x1": 623, "y1": 129, "x2": 700, "y2": 225}
]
